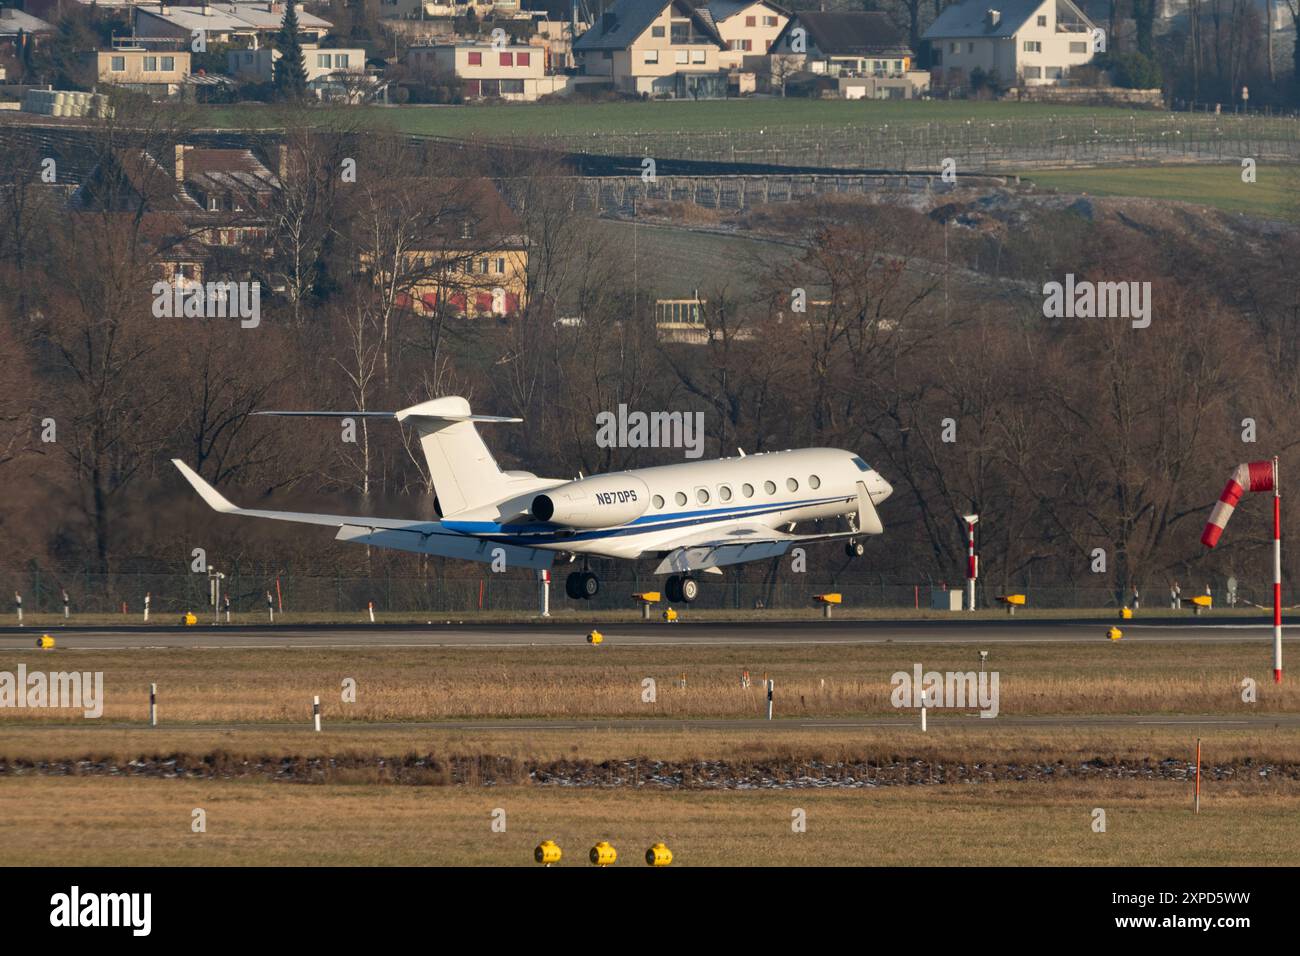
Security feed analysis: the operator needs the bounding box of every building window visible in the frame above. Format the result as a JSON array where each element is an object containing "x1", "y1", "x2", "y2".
[
  {"x1": 500, "y1": 80, "x2": 524, "y2": 94},
  {"x1": 1024, "y1": 65, "x2": 1042, "y2": 78},
  {"x1": 645, "y1": 49, "x2": 659, "y2": 63},
  {"x1": 144, "y1": 56, "x2": 157, "y2": 71},
  {"x1": 1069, "y1": 41, "x2": 1087, "y2": 53},
  {"x1": 949, "y1": 43, "x2": 959, "y2": 54},
  {"x1": 500, "y1": 52, "x2": 513, "y2": 66},
  {"x1": 208, "y1": 196, "x2": 220, "y2": 211},
  {"x1": 318, "y1": 54, "x2": 330, "y2": 67},
  {"x1": 111, "y1": 56, "x2": 125, "y2": 71},
  {"x1": 691, "y1": 49, "x2": 705, "y2": 63},
  {"x1": 468, "y1": 51, "x2": 482, "y2": 65},
  {"x1": 162, "y1": 56, "x2": 175, "y2": 70},
  {"x1": 763, "y1": 15, "x2": 777, "y2": 26},
  {"x1": 967, "y1": 42, "x2": 973, "y2": 53},
  {"x1": 1045, "y1": 65, "x2": 1063, "y2": 78},
  {"x1": 675, "y1": 50, "x2": 688, "y2": 64},
  {"x1": 745, "y1": 15, "x2": 756, "y2": 25},
  {"x1": 1037, "y1": 14, "x2": 1047, "y2": 25},
  {"x1": 335, "y1": 54, "x2": 349, "y2": 68},
  {"x1": 1023, "y1": 40, "x2": 1041, "y2": 52},
  {"x1": 652, "y1": 25, "x2": 665, "y2": 37},
  {"x1": 517, "y1": 52, "x2": 529, "y2": 66},
  {"x1": 496, "y1": 257, "x2": 506, "y2": 272}
]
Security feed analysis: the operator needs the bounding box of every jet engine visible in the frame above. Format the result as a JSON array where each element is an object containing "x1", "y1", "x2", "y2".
[{"x1": 531, "y1": 475, "x2": 651, "y2": 528}]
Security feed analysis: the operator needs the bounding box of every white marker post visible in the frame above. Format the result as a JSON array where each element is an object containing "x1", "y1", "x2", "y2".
[
  {"x1": 313, "y1": 695, "x2": 321, "y2": 732},
  {"x1": 62, "y1": 590, "x2": 69, "y2": 620},
  {"x1": 963, "y1": 514, "x2": 979, "y2": 611},
  {"x1": 224, "y1": 594, "x2": 231, "y2": 624},
  {"x1": 267, "y1": 591, "x2": 274, "y2": 624},
  {"x1": 368, "y1": 601, "x2": 375, "y2": 624},
  {"x1": 1273, "y1": 457, "x2": 1282, "y2": 684},
  {"x1": 538, "y1": 569, "x2": 551, "y2": 618},
  {"x1": 143, "y1": 592, "x2": 151, "y2": 623},
  {"x1": 765, "y1": 679, "x2": 774, "y2": 721},
  {"x1": 150, "y1": 683, "x2": 157, "y2": 727}
]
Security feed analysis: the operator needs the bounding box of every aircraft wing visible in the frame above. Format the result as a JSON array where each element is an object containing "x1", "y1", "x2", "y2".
[
  {"x1": 171, "y1": 460, "x2": 553, "y2": 569},
  {"x1": 651, "y1": 522, "x2": 865, "y2": 575}
]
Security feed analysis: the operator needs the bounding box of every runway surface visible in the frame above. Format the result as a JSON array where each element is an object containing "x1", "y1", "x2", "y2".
[{"x1": 0, "y1": 617, "x2": 1295, "y2": 650}]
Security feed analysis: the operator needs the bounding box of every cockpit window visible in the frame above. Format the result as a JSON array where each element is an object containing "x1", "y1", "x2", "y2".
[{"x1": 851, "y1": 456, "x2": 872, "y2": 472}]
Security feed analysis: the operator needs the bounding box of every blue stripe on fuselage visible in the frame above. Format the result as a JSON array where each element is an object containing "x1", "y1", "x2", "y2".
[{"x1": 441, "y1": 494, "x2": 852, "y2": 544}]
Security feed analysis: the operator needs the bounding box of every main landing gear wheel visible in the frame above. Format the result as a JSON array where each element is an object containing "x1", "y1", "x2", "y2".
[
  {"x1": 665, "y1": 574, "x2": 700, "y2": 604},
  {"x1": 566, "y1": 571, "x2": 600, "y2": 600},
  {"x1": 845, "y1": 539, "x2": 865, "y2": 558}
]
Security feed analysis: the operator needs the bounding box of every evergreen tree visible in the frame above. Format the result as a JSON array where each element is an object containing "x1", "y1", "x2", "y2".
[{"x1": 273, "y1": 0, "x2": 309, "y2": 100}]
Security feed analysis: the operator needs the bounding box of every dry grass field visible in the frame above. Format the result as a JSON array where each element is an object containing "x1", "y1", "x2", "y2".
[
  {"x1": 0, "y1": 642, "x2": 1291, "y2": 724},
  {"x1": 1, "y1": 775, "x2": 1296, "y2": 866}
]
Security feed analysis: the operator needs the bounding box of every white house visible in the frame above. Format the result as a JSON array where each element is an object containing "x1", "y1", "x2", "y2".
[
  {"x1": 573, "y1": 0, "x2": 730, "y2": 97},
  {"x1": 696, "y1": 0, "x2": 790, "y2": 70},
  {"x1": 923, "y1": 0, "x2": 1097, "y2": 88},
  {"x1": 405, "y1": 41, "x2": 573, "y2": 100}
]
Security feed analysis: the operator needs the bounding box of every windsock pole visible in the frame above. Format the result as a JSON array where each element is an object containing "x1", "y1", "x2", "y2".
[{"x1": 1273, "y1": 457, "x2": 1282, "y2": 684}]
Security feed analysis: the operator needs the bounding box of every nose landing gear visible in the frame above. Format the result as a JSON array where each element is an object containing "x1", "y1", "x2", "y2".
[{"x1": 845, "y1": 538, "x2": 865, "y2": 558}]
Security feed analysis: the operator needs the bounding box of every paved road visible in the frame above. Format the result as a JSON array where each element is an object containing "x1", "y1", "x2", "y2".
[
  {"x1": 0, "y1": 618, "x2": 1294, "y2": 650},
  {"x1": 3, "y1": 714, "x2": 1296, "y2": 732}
]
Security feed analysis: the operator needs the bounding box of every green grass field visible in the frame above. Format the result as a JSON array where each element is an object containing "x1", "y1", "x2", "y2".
[
  {"x1": 1025, "y1": 164, "x2": 1300, "y2": 221},
  {"x1": 198, "y1": 99, "x2": 1146, "y2": 137}
]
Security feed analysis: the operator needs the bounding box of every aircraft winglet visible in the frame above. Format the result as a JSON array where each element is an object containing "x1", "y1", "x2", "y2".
[{"x1": 171, "y1": 459, "x2": 240, "y2": 514}]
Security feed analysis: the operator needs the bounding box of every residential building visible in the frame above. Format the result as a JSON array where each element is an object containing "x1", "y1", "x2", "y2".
[
  {"x1": 96, "y1": 47, "x2": 192, "y2": 98},
  {"x1": 406, "y1": 41, "x2": 572, "y2": 100},
  {"x1": 573, "y1": 0, "x2": 729, "y2": 97},
  {"x1": 368, "y1": 180, "x2": 530, "y2": 318},
  {"x1": 923, "y1": 0, "x2": 1097, "y2": 88},
  {"x1": 228, "y1": 44, "x2": 366, "y2": 84},
  {"x1": 768, "y1": 11, "x2": 924, "y2": 97},
  {"x1": 0, "y1": 7, "x2": 55, "y2": 53},
  {"x1": 133, "y1": 2, "x2": 332, "y2": 47},
  {"x1": 697, "y1": 0, "x2": 789, "y2": 70}
]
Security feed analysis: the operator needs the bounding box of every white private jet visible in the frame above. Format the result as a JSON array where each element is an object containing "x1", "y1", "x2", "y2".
[{"x1": 172, "y1": 396, "x2": 893, "y2": 604}]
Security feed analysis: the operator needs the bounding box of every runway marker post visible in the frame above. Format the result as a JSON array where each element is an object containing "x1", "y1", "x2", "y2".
[
  {"x1": 266, "y1": 591, "x2": 274, "y2": 623},
  {"x1": 62, "y1": 589, "x2": 69, "y2": 620},
  {"x1": 14, "y1": 592, "x2": 21, "y2": 625},
  {"x1": 143, "y1": 592, "x2": 150, "y2": 623},
  {"x1": 367, "y1": 601, "x2": 375, "y2": 624},
  {"x1": 313, "y1": 695, "x2": 321, "y2": 732},
  {"x1": 150, "y1": 683, "x2": 157, "y2": 727},
  {"x1": 765, "y1": 679, "x2": 774, "y2": 720},
  {"x1": 1194, "y1": 738, "x2": 1201, "y2": 814}
]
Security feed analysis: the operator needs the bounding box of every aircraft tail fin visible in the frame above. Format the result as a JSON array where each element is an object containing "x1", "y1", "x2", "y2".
[{"x1": 395, "y1": 397, "x2": 521, "y2": 516}]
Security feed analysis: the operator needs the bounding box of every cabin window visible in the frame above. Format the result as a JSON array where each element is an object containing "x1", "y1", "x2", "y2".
[
  {"x1": 675, "y1": 492, "x2": 687, "y2": 506},
  {"x1": 652, "y1": 494, "x2": 664, "y2": 509},
  {"x1": 697, "y1": 488, "x2": 710, "y2": 504},
  {"x1": 763, "y1": 480, "x2": 776, "y2": 494},
  {"x1": 719, "y1": 485, "x2": 732, "y2": 501},
  {"x1": 787, "y1": 478, "x2": 799, "y2": 492},
  {"x1": 742, "y1": 483, "x2": 754, "y2": 497},
  {"x1": 809, "y1": 475, "x2": 821, "y2": 489},
  {"x1": 851, "y1": 456, "x2": 871, "y2": 472}
]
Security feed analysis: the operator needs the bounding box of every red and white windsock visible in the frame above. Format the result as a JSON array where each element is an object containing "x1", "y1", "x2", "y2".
[
  {"x1": 1202, "y1": 457, "x2": 1282, "y2": 684},
  {"x1": 1201, "y1": 461, "x2": 1275, "y2": 548}
]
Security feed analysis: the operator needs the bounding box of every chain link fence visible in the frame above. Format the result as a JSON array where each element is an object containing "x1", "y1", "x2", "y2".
[{"x1": 0, "y1": 568, "x2": 1284, "y2": 616}]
